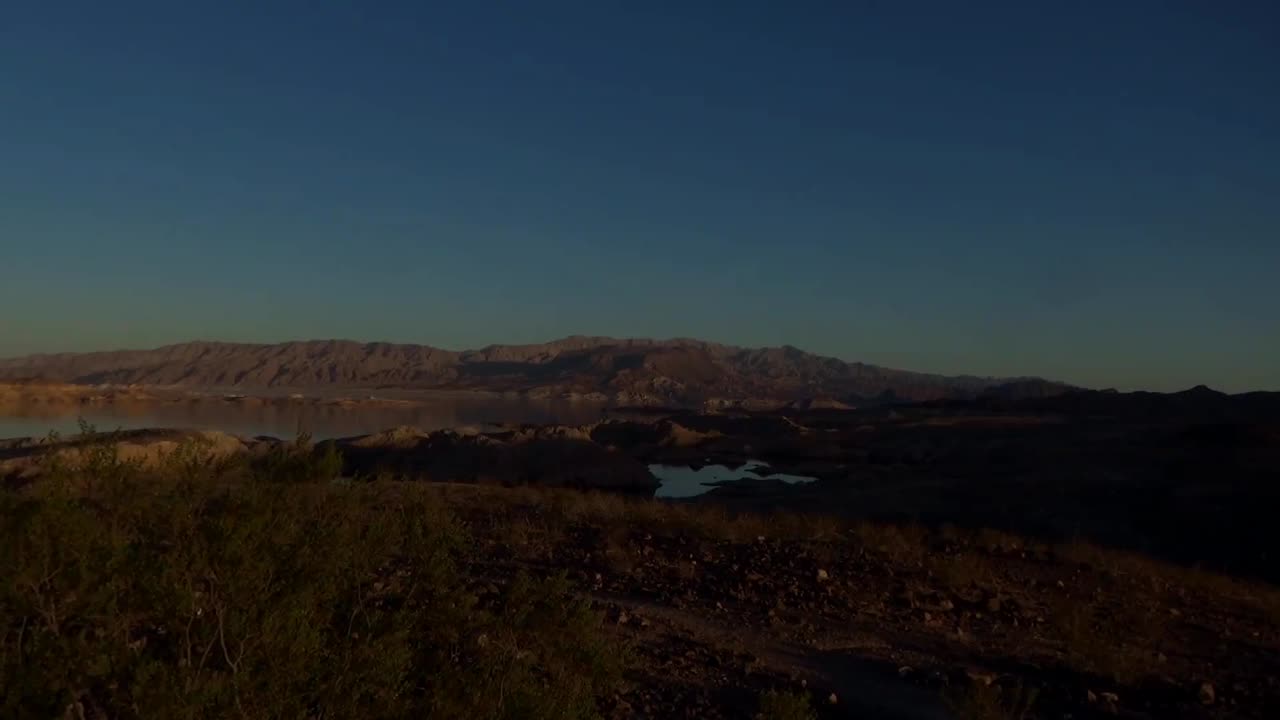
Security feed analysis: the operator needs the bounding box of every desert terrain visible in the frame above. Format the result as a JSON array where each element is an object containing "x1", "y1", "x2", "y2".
[
  {"x1": 3, "y1": 377, "x2": 1278, "y2": 718},
  {"x1": 3, "y1": 339, "x2": 1278, "y2": 718}
]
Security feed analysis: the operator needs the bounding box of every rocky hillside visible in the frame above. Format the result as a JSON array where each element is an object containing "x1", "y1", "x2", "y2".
[{"x1": 0, "y1": 337, "x2": 1070, "y2": 405}]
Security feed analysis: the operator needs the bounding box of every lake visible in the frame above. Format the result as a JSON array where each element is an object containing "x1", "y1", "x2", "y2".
[
  {"x1": 649, "y1": 460, "x2": 817, "y2": 498},
  {"x1": 0, "y1": 394, "x2": 609, "y2": 441}
]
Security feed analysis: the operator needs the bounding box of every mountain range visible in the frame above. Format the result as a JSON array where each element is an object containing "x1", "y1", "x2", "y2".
[{"x1": 0, "y1": 337, "x2": 1072, "y2": 406}]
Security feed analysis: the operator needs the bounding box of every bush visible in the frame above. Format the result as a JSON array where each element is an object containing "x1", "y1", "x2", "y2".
[{"x1": 0, "y1": 469, "x2": 620, "y2": 719}]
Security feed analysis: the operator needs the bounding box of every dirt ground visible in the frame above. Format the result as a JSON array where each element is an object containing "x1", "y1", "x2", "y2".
[{"x1": 443, "y1": 484, "x2": 1280, "y2": 719}]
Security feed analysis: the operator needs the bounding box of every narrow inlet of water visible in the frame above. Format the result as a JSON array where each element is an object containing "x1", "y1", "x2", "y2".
[{"x1": 648, "y1": 460, "x2": 816, "y2": 498}]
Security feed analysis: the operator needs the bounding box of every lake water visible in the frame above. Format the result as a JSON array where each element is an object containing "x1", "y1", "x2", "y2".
[
  {"x1": 649, "y1": 460, "x2": 817, "y2": 498},
  {"x1": 0, "y1": 395, "x2": 609, "y2": 441}
]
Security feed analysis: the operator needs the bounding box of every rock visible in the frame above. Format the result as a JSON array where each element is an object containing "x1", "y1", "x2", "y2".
[
  {"x1": 658, "y1": 422, "x2": 723, "y2": 448},
  {"x1": 1200, "y1": 682, "x2": 1215, "y2": 705},
  {"x1": 816, "y1": 569, "x2": 830, "y2": 583},
  {"x1": 827, "y1": 693, "x2": 838, "y2": 705},
  {"x1": 1, "y1": 428, "x2": 255, "y2": 482},
  {"x1": 339, "y1": 428, "x2": 660, "y2": 493},
  {"x1": 347, "y1": 426, "x2": 431, "y2": 448}
]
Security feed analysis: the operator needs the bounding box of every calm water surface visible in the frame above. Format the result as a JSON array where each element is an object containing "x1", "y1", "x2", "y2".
[
  {"x1": 649, "y1": 460, "x2": 816, "y2": 498},
  {"x1": 0, "y1": 395, "x2": 609, "y2": 441}
]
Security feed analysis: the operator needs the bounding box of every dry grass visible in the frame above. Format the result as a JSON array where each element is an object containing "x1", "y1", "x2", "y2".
[
  {"x1": 1045, "y1": 592, "x2": 1152, "y2": 684},
  {"x1": 757, "y1": 689, "x2": 815, "y2": 720},
  {"x1": 476, "y1": 486, "x2": 849, "y2": 546},
  {"x1": 2, "y1": 460, "x2": 622, "y2": 719},
  {"x1": 933, "y1": 552, "x2": 999, "y2": 593},
  {"x1": 944, "y1": 680, "x2": 1039, "y2": 720},
  {"x1": 493, "y1": 514, "x2": 567, "y2": 563},
  {"x1": 854, "y1": 521, "x2": 929, "y2": 566},
  {"x1": 601, "y1": 525, "x2": 638, "y2": 575},
  {"x1": 974, "y1": 527, "x2": 1027, "y2": 553}
]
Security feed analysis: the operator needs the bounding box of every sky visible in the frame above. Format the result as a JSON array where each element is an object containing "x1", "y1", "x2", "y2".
[{"x1": 1, "y1": 1, "x2": 1277, "y2": 392}]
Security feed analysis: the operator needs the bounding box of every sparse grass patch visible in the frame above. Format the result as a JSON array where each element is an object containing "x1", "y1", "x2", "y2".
[
  {"x1": 934, "y1": 552, "x2": 998, "y2": 592},
  {"x1": 757, "y1": 688, "x2": 816, "y2": 720},
  {"x1": 855, "y1": 521, "x2": 929, "y2": 566},
  {"x1": 1047, "y1": 593, "x2": 1146, "y2": 684},
  {"x1": 500, "y1": 514, "x2": 567, "y2": 563}
]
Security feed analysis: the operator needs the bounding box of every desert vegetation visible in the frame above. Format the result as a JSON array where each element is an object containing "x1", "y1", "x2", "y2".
[
  {"x1": 2, "y1": 430, "x2": 620, "y2": 719},
  {"x1": 3, "y1": 428, "x2": 1278, "y2": 718}
]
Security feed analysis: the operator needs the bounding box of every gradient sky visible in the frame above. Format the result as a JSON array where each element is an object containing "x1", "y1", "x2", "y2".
[{"x1": 1, "y1": 1, "x2": 1277, "y2": 392}]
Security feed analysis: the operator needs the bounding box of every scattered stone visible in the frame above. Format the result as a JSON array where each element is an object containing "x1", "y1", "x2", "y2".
[
  {"x1": 1200, "y1": 682, "x2": 1215, "y2": 705},
  {"x1": 816, "y1": 569, "x2": 830, "y2": 583}
]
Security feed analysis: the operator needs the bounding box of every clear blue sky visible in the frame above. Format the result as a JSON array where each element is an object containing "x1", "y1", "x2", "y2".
[{"x1": 1, "y1": 1, "x2": 1277, "y2": 392}]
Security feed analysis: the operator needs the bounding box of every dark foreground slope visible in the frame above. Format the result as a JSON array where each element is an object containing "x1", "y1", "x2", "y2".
[
  {"x1": 3, "y1": 385, "x2": 1276, "y2": 582},
  {"x1": 3, "y1": 444, "x2": 1278, "y2": 720},
  {"x1": 0, "y1": 337, "x2": 1069, "y2": 405}
]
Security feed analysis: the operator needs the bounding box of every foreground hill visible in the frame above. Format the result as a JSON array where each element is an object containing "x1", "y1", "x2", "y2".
[
  {"x1": 4, "y1": 436, "x2": 1277, "y2": 719},
  {"x1": 0, "y1": 336, "x2": 1069, "y2": 406}
]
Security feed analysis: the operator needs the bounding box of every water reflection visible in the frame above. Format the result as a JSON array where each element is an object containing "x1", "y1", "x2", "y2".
[{"x1": 0, "y1": 394, "x2": 608, "y2": 440}]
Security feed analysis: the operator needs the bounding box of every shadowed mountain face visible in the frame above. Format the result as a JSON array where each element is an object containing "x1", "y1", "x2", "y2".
[{"x1": 0, "y1": 337, "x2": 1071, "y2": 405}]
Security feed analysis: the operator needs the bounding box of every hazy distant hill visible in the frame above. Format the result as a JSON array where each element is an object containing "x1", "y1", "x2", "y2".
[{"x1": 0, "y1": 336, "x2": 1071, "y2": 406}]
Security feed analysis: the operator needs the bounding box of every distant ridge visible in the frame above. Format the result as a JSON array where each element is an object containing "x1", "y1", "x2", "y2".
[{"x1": 0, "y1": 336, "x2": 1073, "y2": 406}]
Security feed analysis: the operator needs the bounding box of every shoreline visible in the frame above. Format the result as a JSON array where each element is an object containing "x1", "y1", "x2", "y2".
[{"x1": 0, "y1": 382, "x2": 621, "y2": 411}]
